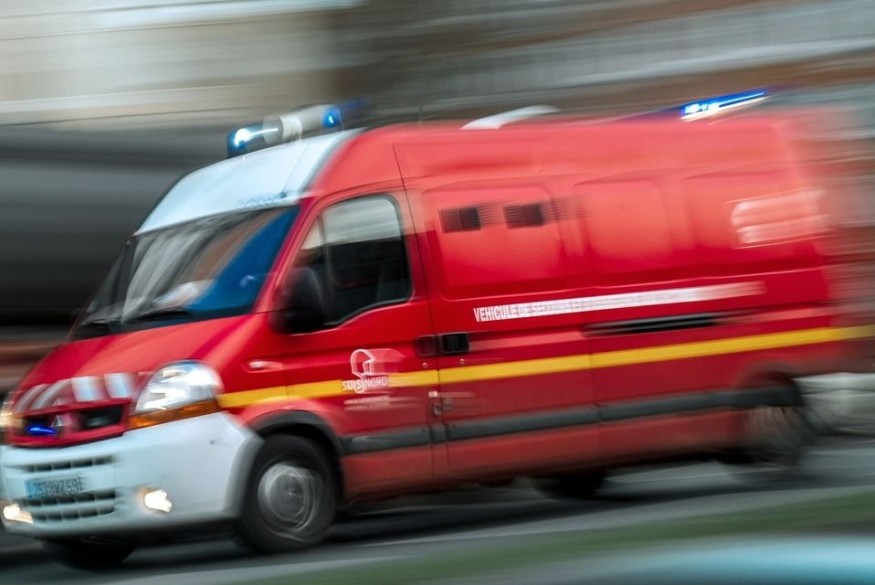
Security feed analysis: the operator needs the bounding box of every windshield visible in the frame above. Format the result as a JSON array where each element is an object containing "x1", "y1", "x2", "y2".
[{"x1": 73, "y1": 206, "x2": 297, "y2": 339}]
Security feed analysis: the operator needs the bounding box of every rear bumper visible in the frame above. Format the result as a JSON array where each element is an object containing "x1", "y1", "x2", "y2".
[{"x1": 0, "y1": 412, "x2": 259, "y2": 539}]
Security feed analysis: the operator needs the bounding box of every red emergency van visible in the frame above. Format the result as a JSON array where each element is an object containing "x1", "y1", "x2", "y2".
[{"x1": 0, "y1": 101, "x2": 869, "y2": 567}]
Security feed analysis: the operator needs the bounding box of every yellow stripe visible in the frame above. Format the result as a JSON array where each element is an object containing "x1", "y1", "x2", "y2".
[
  {"x1": 216, "y1": 381, "x2": 346, "y2": 407},
  {"x1": 217, "y1": 325, "x2": 874, "y2": 408},
  {"x1": 390, "y1": 370, "x2": 441, "y2": 387},
  {"x1": 592, "y1": 326, "x2": 869, "y2": 369},
  {"x1": 290, "y1": 380, "x2": 345, "y2": 399},
  {"x1": 441, "y1": 325, "x2": 872, "y2": 384},
  {"x1": 440, "y1": 353, "x2": 591, "y2": 384},
  {"x1": 217, "y1": 386, "x2": 287, "y2": 408}
]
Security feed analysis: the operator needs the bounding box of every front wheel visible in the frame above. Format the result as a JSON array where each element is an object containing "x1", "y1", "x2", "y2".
[
  {"x1": 236, "y1": 435, "x2": 337, "y2": 553},
  {"x1": 44, "y1": 537, "x2": 136, "y2": 570}
]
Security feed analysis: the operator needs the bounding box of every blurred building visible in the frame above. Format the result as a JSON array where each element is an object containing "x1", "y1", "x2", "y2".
[
  {"x1": 5, "y1": 1, "x2": 875, "y2": 128},
  {"x1": 347, "y1": 0, "x2": 875, "y2": 122},
  {"x1": 0, "y1": 0, "x2": 362, "y2": 129},
  {"x1": 2, "y1": 1, "x2": 875, "y2": 127},
  {"x1": 0, "y1": 0, "x2": 362, "y2": 332}
]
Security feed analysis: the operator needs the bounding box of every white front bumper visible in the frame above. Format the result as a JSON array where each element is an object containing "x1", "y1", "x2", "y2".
[{"x1": 0, "y1": 412, "x2": 260, "y2": 539}]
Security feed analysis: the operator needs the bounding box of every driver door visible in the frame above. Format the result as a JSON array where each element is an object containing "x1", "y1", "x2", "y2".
[{"x1": 280, "y1": 193, "x2": 440, "y2": 495}]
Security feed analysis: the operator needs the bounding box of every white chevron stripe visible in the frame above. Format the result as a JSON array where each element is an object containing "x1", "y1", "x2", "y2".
[
  {"x1": 13, "y1": 384, "x2": 47, "y2": 413},
  {"x1": 32, "y1": 380, "x2": 70, "y2": 410},
  {"x1": 72, "y1": 376, "x2": 101, "y2": 402},
  {"x1": 105, "y1": 373, "x2": 135, "y2": 399}
]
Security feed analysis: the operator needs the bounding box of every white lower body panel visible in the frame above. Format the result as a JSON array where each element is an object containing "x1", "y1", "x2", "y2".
[{"x1": 0, "y1": 412, "x2": 260, "y2": 539}]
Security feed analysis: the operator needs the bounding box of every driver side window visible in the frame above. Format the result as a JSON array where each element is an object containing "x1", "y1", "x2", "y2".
[{"x1": 296, "y1": 195, "x2": 411, "y2": 324}]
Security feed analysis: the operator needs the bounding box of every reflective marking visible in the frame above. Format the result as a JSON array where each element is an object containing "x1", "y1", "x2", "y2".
[
  {"x1": 390, "y1": 371, "x2": 440, "y2": 387},
  {"x1": 72, "y1": 376, "x2": 100, "y2": 402},
  {"x1": 105, "y1": 373, "x2": 135, "y2": 399},
  {"x1": 441, "y1": 354, "x2": 591, "y2": 385},
  {"x1": 32, "y1": 380, "x2": 70, "y2": 410},
  {"x1": 589, "y1": 326, "x2": 867, "y2": 369},
  {"x1": 472, "y1": 282, "x2": 763, "y2": 323},
  {"x1": 15, "y1": 325, "x2": 875, "y2": 413},
  {"x1": 13, "y1": 384, "x2": 47, "y2": 413},
  {"x1": 214, "y1": 325, "x2": 873, "y2": 409},
  {"x1": 217, "y1": 386, "x2": 287, "y2": 408}
]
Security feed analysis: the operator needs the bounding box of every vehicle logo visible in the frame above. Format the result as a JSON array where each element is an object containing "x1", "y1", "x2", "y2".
[{"x1": 342, "y1": 349, "x2": 392, "y2": 394}]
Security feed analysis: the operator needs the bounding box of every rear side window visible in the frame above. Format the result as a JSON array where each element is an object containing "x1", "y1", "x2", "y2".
[
  {"x1": 425, "y1": 186, "x2": 568, "y2": 299},
  {"x1": 297, "y1": 196, "x2": 411, "y2": 324}
]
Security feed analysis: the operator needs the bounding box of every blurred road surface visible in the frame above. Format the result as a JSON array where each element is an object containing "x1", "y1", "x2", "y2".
[{"x1": 3, "y1": 436, "x2": 875, "y2": 584}]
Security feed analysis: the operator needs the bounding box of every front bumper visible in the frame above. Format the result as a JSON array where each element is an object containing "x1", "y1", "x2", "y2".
[{"x1": 0, "y1": 412, "x2": 259, "y2": 539}]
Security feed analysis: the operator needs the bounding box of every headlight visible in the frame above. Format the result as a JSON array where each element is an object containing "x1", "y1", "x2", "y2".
[
  {"x1": 0, "y1": 395, "x2": 12, "y2": 431},
  {"x1": 129, "y1": 362, "x2": 221, "y2": 429},
  {"x1": 0, "y1": 395, "x2": 12, "y2": 442}
]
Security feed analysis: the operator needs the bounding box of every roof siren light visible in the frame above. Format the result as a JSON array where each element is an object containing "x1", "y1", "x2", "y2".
[
  {"x1": 679, "y1": 89, "x2": 768, "y2": 121},
  {"x1": 226, "y1": 99, "x2": 369, "y2": 158}
]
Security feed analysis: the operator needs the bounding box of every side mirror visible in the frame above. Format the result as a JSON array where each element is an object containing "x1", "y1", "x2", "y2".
[{"x1": 278, "y1": 267, "x2": 326, "y2": 334}]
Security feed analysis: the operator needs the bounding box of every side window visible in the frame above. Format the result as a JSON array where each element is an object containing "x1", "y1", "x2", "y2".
[
  {"x1": 425, "y1": 186, "x2": 568, "y2": 299},
  {"x1": 297, "y1": 196, "x2": 411, "y2": 324}
]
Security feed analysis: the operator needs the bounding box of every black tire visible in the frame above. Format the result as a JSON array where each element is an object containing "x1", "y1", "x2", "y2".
[
  {"x1": 236, "y1": 435, "x2": 337, "y2": 553},
  {"x1": 535, "y1": 470, "x2": 606, "y2": 500},
  {"x1": 723, "y1": 403, "x2": 814, "y2": 481},
  {"x1": 44, "y1": 537, "x2": 136, "y2": 571}
]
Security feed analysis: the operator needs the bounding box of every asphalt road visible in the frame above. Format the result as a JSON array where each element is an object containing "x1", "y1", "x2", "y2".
[{"x1": 4, "y1": 436, "x2": 875, "y2": 584}]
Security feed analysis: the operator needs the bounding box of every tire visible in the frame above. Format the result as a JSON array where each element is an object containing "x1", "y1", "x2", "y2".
[
  {"x1": 535, "y1": 470, "x2": 606, "y2": 501},
  {"x1": 724, "y1": 403, "x2": 814, "y2": 480},
  {"x1": 236, "y1": 435, "x2": 337, "y2": 553},
  {"x1": 44, "y1": 537, "x2": 136, "y2": 570}
]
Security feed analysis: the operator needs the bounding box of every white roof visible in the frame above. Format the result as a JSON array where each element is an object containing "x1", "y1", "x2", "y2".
[{"x1": 137, "y1": 130, "x2": 355, "y2": 234}]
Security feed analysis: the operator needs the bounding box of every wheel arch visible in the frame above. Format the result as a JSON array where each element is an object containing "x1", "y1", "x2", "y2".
[
  {"x1": 732, "y1": 362, "x2": 806, "y2": 407},
  {"x1": 236, "y1": 411, "x2": 347, "y2": 510}
]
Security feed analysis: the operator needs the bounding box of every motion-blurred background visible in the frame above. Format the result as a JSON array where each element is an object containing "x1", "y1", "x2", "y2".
[{"x1": 3, "y1": 0, "x2": 875, "y2": 393}]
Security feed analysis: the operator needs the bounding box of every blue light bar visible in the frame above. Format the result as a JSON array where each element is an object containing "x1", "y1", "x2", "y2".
[
  {"x1": 680, "y1": 89, "x2": 768, "y2": 120},
  {"x1": 226, "y1": 123, "x2": 280, "y2": 158},
  {"x1": 27, "y1": 424, "x2": 56, "y2": 437},
  {"x1": 226, "y1": 98, "x2": 371, "y2": 158},
  {"x1": 323, "y1": 107, "x2": 342, "y2": 129}
]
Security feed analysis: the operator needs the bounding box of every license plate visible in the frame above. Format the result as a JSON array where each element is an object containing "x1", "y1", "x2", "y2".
[{"x1": 25, "y1": 476, "x2": 86, "y2": 499}]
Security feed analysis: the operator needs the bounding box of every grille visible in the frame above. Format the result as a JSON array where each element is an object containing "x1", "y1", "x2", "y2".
[
  {"x1": 22, "y1": 405, "x2": 125, "y2": 439},
  {"x1": 16, "y1": 456, "x2": 113, "y2": 474},
  {"x1": 19, "y1": 489, "x2": 117, "y2": 523},
  {"x1": 80, "y1": 406, "x2": 124, "y2": 430}
]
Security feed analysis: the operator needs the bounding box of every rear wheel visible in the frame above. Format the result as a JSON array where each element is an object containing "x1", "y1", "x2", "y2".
[
  {"x1": 44, "y1": 537, "x2": 136, "y2": 570},
  {"x1": 535, "y1": 470, "x2": 606, "y2": 500},
  {"x1": 748, "y1": 404, "x2": 813, "y2": 467},
  {"x1": 724, "y1": 402, "x2": 814, "y2": 480},
  {"x1": 237, "y1": 435, "x2": 337, "y2": 553}
]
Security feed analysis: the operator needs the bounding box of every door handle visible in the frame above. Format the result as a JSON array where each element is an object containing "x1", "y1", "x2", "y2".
[
  {"x1": 415, "y1": 335, "x2": 438, "y2": 357},
  {"x1": 417, "y1": 333, "x2": 470, "y2": 356},
  {"x1": 439, "y1": 332, "x2": 469, "y2": 355}
]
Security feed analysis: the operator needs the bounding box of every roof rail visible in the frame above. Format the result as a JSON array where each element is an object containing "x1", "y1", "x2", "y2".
[{"x1": 462, "y1": 105, "x2": 559, "y2": 130}]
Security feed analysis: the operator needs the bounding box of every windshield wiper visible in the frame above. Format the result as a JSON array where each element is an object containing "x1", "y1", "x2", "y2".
[
  {"x1": 73, "y1": 318, "x2": 120, "y2": 338},
  {"x1": 126, "y1": 306, "x2": 192, "y2": 323}
]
